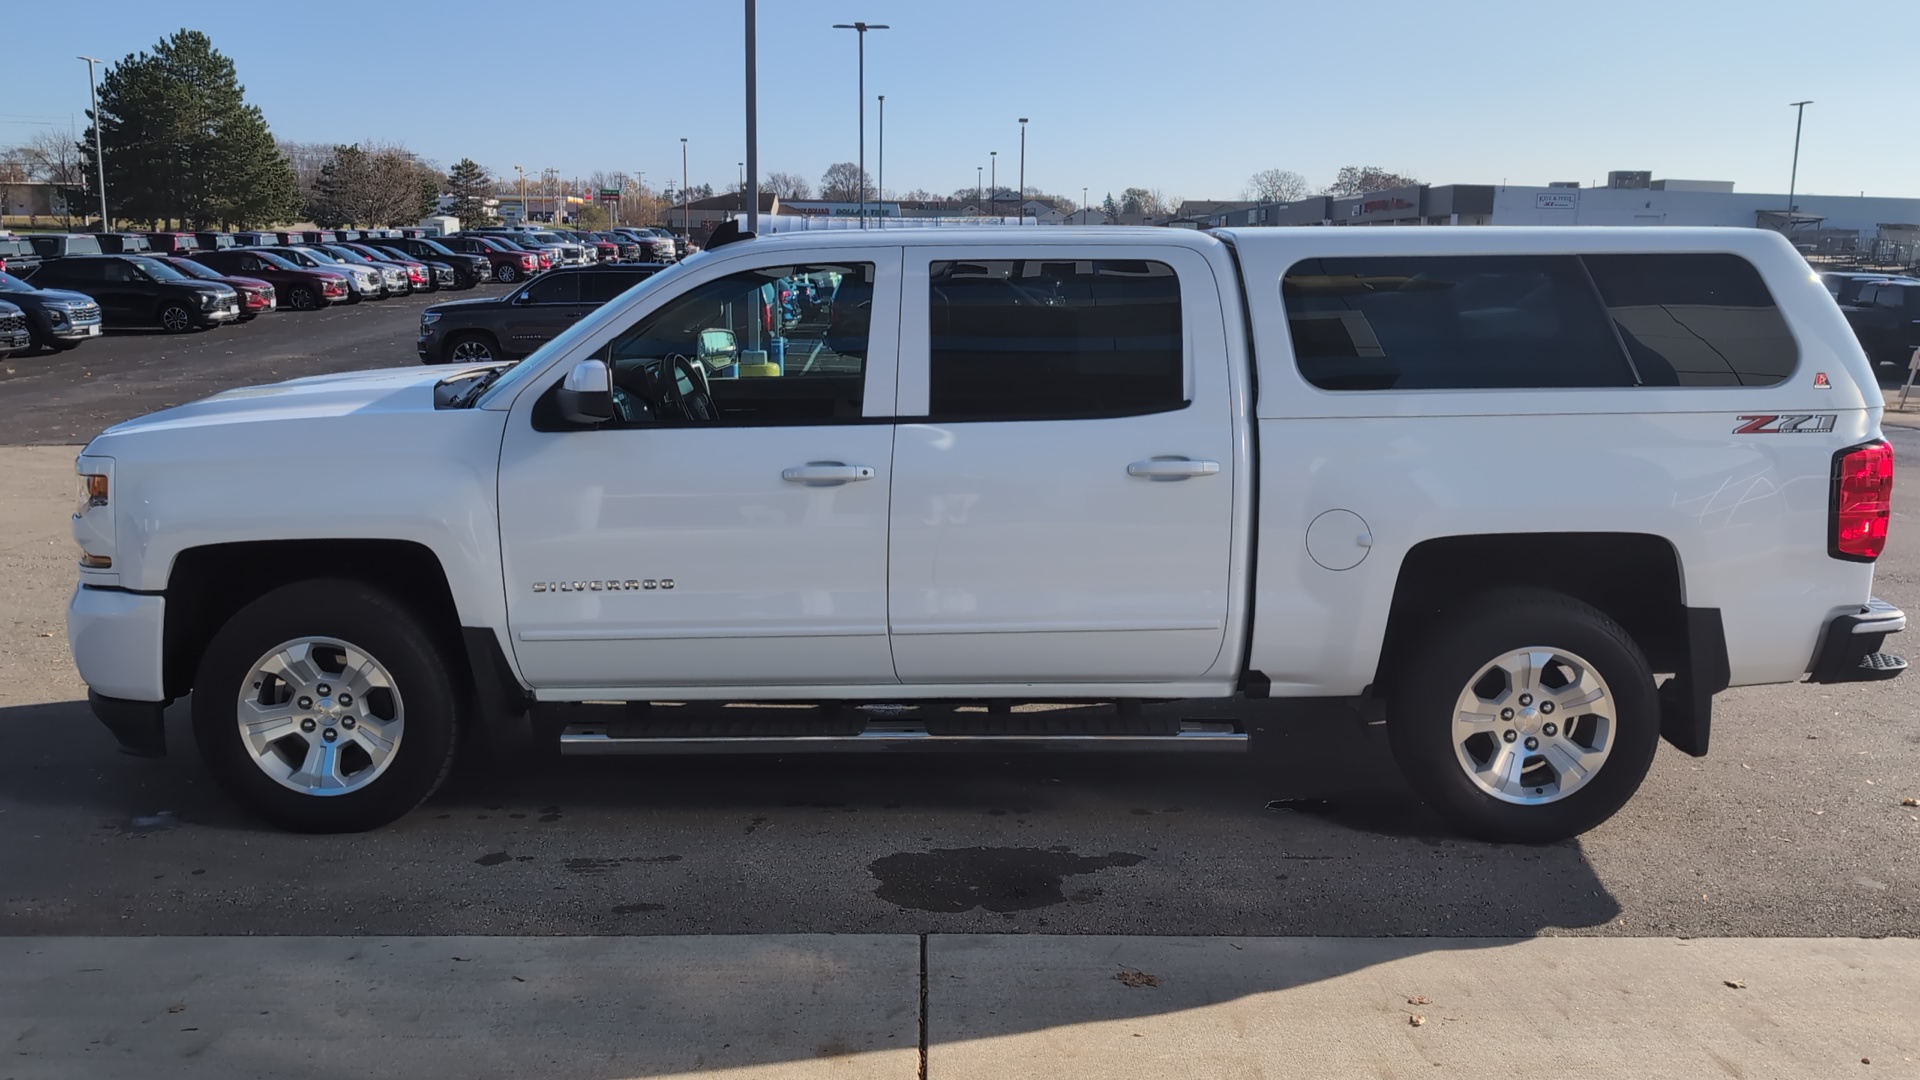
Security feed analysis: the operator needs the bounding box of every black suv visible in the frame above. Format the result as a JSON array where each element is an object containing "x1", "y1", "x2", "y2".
[
  {"x1": 30, "y1": 255, "x2": 240, "y2": 332},
  {"x1": 367, "y1": 236, "x2": 492, "y2": 288},
  {"x1": 0, "y1": 236, "x2": 43, "y2": 277},
  {"x1": 416, "y1": 264, "x2": 664, "y2": 364},
  {"x1": 1841, "y1": 277, "x2": 1920, "y2": 365},
  {"x1": 0, "y1": 269, "x2": 104, "y2": 351}
]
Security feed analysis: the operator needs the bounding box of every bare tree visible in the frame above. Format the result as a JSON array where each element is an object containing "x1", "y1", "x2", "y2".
[
  {"x1": 1323, "y1": 165, "x2": 1421, "y2": 197},
  {"x1": 763, "y1": 171, "x2": 812, "y2": 200},
  {"x1": 818, "y1": 162, "x2": 872, "y2": 202},
  {"x1": 1244, "y1": 168, "x2": 1311, "y2": 203},
  {"x1": 21, "y1": 130, "x2": 92, "y2": 226},
  {"x1": 0, "y1": 147, "x2": 29, "y2": 220}
]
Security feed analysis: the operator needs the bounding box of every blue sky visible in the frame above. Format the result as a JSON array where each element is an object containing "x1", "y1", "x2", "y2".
[{"x1": 4, "y1": 0, "x2": 1915, "y2": 205}]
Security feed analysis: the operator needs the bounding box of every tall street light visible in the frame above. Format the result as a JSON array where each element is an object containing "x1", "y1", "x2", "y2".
[
  {"x1": 877, "y1": 94, "x2": 885, "y2": 226},
  {"x1": 680, "y1": 138, "x2": 689, "y2": 237},
  {"x1": 990, "y1": 151, "x2": 997, "y2": 220},
  {"x1": 976, "y1": 166, "x2": 983, "y2": 208},
  {"x1": 1017, "y1": 118, "x2": 1028, "y2": 225},
  {"x1": 831, "y1": 21, "x2": 887, "y2": 228},
  {"x1": 1083, "y1": 186, "x2": 1089, "y2": 225},
  {"x1": 1786, "y1": 99, "x2": 1813, "y2": 229},
  {"x1": 78, "y1": 55, "x2": 108, "y2": 229},
  {"x1": 514, "y1": 164, "x2": 525, "y2": 221},
  {"x1": 745, "y1": 0, "x2": 759, "y2": 234}
]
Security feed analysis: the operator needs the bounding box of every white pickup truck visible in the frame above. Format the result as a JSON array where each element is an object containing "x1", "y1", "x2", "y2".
[{"x1": 68, "y1": 226, "x2": 1906, "y2": 840}]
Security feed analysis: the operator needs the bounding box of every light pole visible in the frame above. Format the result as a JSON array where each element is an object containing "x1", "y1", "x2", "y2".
[
  {"x1": 1083, "y1": 186, "x2": 1088, "y2": 224},
  {"x1": 78, "y1": 55, "x2": 108, "y2": 229},
  {"x1": 680, "y1": 138, "x2": 689, "y2": 238},
  {"x1": 1017, "y1": 117, "x2": 1027, "y2": 225},
  {"x1": 831, "y1": 21, "x2": 888, "y2": 228},
  {"x1": 514, "y1": 164, "x2": 525, "y2": 222},
  {"x1": 990, "y1": 151, "x2": 997, "y2": 220},
  {"x1": 976, "y1": 166, "x2": 983, "y2": 208},
  {"x1": 745, "y1": 0, "x2": 759, "y2": 234},
  {"x1": 877, "y1": 94, "x2": 885, "y2": 226},
  {"x1": 1786, "y1": 99, "x2": 1813, "y2": 229}
]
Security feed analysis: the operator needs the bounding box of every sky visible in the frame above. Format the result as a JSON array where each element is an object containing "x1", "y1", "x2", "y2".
[{"x1": 4, "y1": 0, "x2": 1915, "y2": 206}]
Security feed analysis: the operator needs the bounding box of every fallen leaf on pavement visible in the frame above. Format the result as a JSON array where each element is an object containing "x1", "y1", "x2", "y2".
[
  {"x1": 167, "y1": 1003, "x2": 186, "y2": 1013},
  {"x1": 1408, "y1": 995, "x2": 1431, "y2": 1006},
  {"x1": 1114, "y1": 969, "x2": 1159, "y2": 989},
  {"x1": 1902, "y1": 798, "x2": 1918, "y2": 808},
  {"x1": 1409, "y1": 1014, "x2": 1427, "y2": 1027},
  {"x1": 1724, "y1": 980, "x2": 1746, "y2": 989}
]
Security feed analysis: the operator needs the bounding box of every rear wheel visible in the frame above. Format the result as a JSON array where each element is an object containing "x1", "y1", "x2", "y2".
[
  {"x1": 494, "y1": 263, "x2": 519, "y2": 284},
  {"x1": 444, "y1": 332, "x2": 499, "y2": 365},
  {"x1": 159, "y1": 303, "x2": 194, "y2": 333},
  {"x1": 1386, "y1": 589, "x2": 1660, "y2": 843},
  {"x1": 191, "y1": 579, "x2": 459, "y2": 833}
]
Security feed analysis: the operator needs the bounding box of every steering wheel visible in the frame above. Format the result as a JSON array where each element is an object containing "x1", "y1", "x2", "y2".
[{"x1": 660, "y1": 354, "x2": 716, "y2": 422}]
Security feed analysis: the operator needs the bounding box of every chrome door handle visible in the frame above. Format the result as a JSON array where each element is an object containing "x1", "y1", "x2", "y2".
[
  {"x1": 1127, "y1": 457, "x2": 1221, "y2": 481},
  {"x1": 782, "y1": 462, "x2": 876, "y2": 486}
]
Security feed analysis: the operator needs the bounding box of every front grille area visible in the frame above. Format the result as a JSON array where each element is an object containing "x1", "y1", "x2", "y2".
[
  {"x1": 0, "y1": 312, "x2": 26, "y2": 334},
  {"x1": 70, "y1": 304, "x2": 101, "y2": 323}
]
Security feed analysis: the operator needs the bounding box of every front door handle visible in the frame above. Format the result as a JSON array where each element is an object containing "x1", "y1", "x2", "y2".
[
  {"x1": 1127, "y1": 457, "x2": 1221, "y2": 481},
  {"x1": 782, "y1": 462, "x2": 876, "y2": 486}
]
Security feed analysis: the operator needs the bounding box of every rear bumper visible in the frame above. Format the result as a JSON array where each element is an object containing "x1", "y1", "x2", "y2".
[{"x1": 1807, "y1": 597, "x2": 1908, "y2": 683}]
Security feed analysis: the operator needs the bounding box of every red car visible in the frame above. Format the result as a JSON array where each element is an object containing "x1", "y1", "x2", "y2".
[
  {"x1": 153, "y1": 256, "x2": 277, "y2": 320},
  {"x1": 433, "y1": 235, "x2": 540, "y2": 283},
  {"x1": 190, "y1": 249, "x2": 351, "y2": 310}
]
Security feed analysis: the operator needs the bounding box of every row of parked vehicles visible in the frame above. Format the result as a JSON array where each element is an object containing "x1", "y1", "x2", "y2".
[
  {"x1": 0, "y1": 224, "x2": 688, "y2": 356},
  {"x1": 1822, "y1": 270, "x2": 1920, "y2": 368}
]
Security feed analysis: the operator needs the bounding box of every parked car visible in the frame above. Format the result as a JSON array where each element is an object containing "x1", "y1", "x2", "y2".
[
  {"x1": 434, "y1": 235, "x2": 538, "y2": 283},
  {"x1": 271, "y1": 246, "x2": 384, "y2": 301},
  {"x1": 588, "y1": 232, "x2": 644, "y2": 262},
  {"x1": 145, "y1": 232, "x2": 201, "y2": 255},
  {"x1": 0, "y1": 235, "x2": 44, "y2": 277},
  {"x1": 298, "y1": 230, "x2": 340, "y2": 245},
  {"x1": 233, "y1": 232, "x2": 281, "y2": 247},
  {"x1": 27, "y1": 234, "x2": 105, "y2": 260},
  {"x1": 0, "y1": 270, "x2": 103, "y2": 351},
  {"x1": 29, "y1": 253, "x2": 239, "y2": 331},
  {"x1": 152, "y1": 256, "x2": 277, "y2": 320},
  {"x1": 192, "y1": 248, "x2": 351, "y2": 310},
  {"x1": 311, "y1": 243, "x2": 418, "y2": 296},
  {"x1": 340, "y1": 243, "x2": 454, "y2": 290},
  {"x1": 366, "y1": 237, "x2": 491, "y2": 288},
  {"x1": 1841, "y1": 277, "x2": 1920, "y2": 365},
  {"x1": 94, "y1": 232, "x2": 155, "y2": 255},
  {"x1": 474, "y1": 229, "x2": 575, "y2": 268},
  {"x1": 0, "y1": 297, "x2": 32, "y2": 356},
  {"x1": 611, "y1": 227, "x2": 677, "y2": 263},
  {"x1": 61, "y1": 227, "x2": 1908, "y2": 838},
  {"x1": 195, "y1": 231, "x2": 239, "y2": 251},
  {"x1": 415, "y1": 263, "x2": 666, "y2": 364}
]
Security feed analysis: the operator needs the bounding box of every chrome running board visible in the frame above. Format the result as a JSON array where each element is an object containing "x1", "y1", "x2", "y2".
[{"x1": 558, "y1": 718, "x2": 1247, "y2": 755}]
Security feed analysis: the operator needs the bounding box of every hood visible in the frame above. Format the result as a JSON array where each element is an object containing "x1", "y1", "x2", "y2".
[
  {"x1": 425, "y1": 294, "x2": 509, "y2": 315},
  {"x1": 4, "y1": 285, "x2": 94, "y2": 306},
  {"x1": 97, "y1": 365, "x2": 466, "y2": 438}
]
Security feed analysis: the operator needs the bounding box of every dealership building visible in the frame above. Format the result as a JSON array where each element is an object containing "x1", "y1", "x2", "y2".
[{"x1": 1196, "y1": 172, "x2": 1920, "y2": 263}]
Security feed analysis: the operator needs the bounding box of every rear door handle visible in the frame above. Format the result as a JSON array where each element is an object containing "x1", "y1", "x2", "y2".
[
  {"x1": 1127, "y1": 457, "x2": 1221, "y2": 481},
  {"x1": 782, "y1": 462, "x2": 876, "y2": 486}
]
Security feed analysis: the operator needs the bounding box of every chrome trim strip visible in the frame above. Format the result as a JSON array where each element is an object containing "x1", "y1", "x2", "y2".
[{"x1": 558, "y1": 719, "x2": 1247, "y2": 755}]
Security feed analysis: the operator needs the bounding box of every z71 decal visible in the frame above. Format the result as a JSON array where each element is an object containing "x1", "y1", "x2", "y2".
[{"x1": 1733, "y1": 414, "x2": 1837, "y2": 435}]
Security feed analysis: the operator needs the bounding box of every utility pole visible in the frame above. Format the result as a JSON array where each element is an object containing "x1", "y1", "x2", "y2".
[
  {"x1": 1017, "y1": 117, "x2": 1027, "y2": 225},
  {"x1": 832, "y1": 22, "x2": 888, "y2": 228},
  {"x1": 680, "y1": 138, "x2": 689, "y2": 238},
  {"x1": 746, "y1": 0, "x2": 759, "y2": 234},
  {"x1": 78, "y1": 55, "x2": 108, "y2": 230},
  {"x1": 1786, "y1": 99, "x2": 1813, "y2": 229}
]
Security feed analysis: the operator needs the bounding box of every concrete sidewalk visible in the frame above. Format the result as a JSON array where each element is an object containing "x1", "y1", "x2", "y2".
[{"x1": 3, "y1": 935, "x2": 1915, "y2": 1079}]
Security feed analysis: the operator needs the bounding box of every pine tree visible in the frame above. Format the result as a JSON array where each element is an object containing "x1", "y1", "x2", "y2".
[
  {"x1": 1101, "y1": 192, "x2": 1120, "y2": 224},
  {"x1": 444, "y1": 158, "x2": 493, "y2": 225},
  {"x1": 81, "y1": 29, "x2": 298, "y2": 228}
]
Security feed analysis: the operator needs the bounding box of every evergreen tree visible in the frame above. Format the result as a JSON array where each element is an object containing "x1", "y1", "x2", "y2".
[
  {"x1": 1102, "y1": 192, "x2": 1120, "y2": 223},
  {"x1": 81, "y1": 29, "x2": 298, "y2": 228},
  {"x1": 311, "y1": 144, "x2": 369, "y2": 227},
  {"x1": 444, "y1": 158, "x2": 493, "y2": 225}
]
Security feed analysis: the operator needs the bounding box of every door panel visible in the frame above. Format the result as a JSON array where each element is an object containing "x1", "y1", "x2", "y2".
[
  {"x1": 498, "y1": 247, "x2": 902, "y2": 690},
  {"x1": 887, "y1": 246, "x2": 1236, "y2": 683}
]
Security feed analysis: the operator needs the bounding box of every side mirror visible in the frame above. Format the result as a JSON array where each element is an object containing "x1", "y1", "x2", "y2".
[
  {"x1": 556, "y1": 359, "x2": 614, "y2": 424},
  {"x1": 696, "y1": 328, "x2": 738, "y2": 371}
]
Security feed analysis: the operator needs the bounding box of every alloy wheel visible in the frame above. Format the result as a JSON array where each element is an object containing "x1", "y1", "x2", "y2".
[
  {"x1": 235, "y1": 637, "x2": 405, "y2": 796},
  {"x1": 1449, "y1": 646, "x2": 1615, "y2": 805},
  {"x1": 160, "y1": 305, "x2": 192, "y2": 332}
]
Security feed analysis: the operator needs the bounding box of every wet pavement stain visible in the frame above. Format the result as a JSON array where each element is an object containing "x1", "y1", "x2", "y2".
[
  {"x1": 474, "y1": 851, "x2": 510, "y2": 867},
  {"x1": 868, "y1": 846, "x2": 1146, "y2": 913},
  {"x1": 565, "y1": 855, "x2": 684, "y2": 875},
  {"x1": 610, "y1": 902, "x2": 665, "y2": 914}
]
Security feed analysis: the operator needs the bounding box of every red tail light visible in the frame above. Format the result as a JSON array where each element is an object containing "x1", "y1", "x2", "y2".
[
  {"x1": 1831, "y1": 440, "x2": 1894, "y2": 561},
  {"x1": 521, "y1": 255, "x2": 538, "y2": 269}
]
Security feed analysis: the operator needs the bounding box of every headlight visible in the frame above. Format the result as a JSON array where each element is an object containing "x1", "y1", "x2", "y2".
[
  {"x1": 421, "y1": 311, "x2": 441, "y2": 328},
  {"x1": 74, "y1": 470, "x2": 112, "y2": 569},
  {"x1": 197, "y1": 292, "x2": 217, "y2": 309},
  {"x1": 77, "y1": 473, "x2": 108, "y2": 517},
  {"x1": 48, "y1": 307, "x2": 68, "y2": 324}
]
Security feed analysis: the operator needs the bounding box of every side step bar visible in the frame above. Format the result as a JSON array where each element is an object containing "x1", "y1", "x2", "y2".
[{"x1": 558, "y1": 719, "x2": 1248, "y2": 755}]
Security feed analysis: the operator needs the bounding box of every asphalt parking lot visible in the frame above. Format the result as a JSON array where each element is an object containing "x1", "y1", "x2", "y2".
[{"x1": 0, "y1": 307, "x2": 1914, "y2": 942}]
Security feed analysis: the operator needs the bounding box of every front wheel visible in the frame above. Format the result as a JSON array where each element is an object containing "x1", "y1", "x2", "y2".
[
  {"x1": 1386, "y1": 589, "x2": 1660, "y2": 843},
  {"x1": 494, "y1": 263, "x2": 519, "y2": 284},
  {"x1": 191, "y1": 579, "x2": 459, "y2": 832},
  {"x1": 287, "y1": 285, "x2": 318, "y2": 311},
  {"x1": 159, "y1": 303, "x2": 194, "y2": 333}
]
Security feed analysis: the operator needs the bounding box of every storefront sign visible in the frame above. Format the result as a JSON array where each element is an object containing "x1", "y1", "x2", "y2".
[{"x1": 1535, "y1": 192, "x2": 1578, "y2": 210}]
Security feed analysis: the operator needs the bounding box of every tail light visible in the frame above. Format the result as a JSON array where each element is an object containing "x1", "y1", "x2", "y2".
[
  {"x1": 521, "y1": 255, "x2": 537, "y2": 269},
  {"x1": 1831, "y1": 440, "x2": 1894, "y2": 561},
  {"x1": 409, "y1": 267, "x2": 425, "y2": 282}
]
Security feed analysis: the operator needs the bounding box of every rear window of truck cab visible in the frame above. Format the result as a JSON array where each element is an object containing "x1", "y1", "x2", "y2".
[{"x1": 1283, "y1": 252, "x2": 1796, "y2": 390}]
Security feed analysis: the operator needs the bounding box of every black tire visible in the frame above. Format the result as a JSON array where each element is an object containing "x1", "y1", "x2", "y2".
[
  {"x1": 1386, "y1": 588, "x2": 1660, "y2": 844},
  {"x1": 443, "y1": 332, "x2": 499, "y2": 365},
  {"x1": 159, "y1": 302, "x2": 195, "y2": 333},
  {"x1": 191, "y1": 578, "x2": 460, "y2": 833},
  {"x1": 287, "y1": 285, "x2": 318, "y2": 311},
  {"x1": 494, "y1": 262, "x2": 519, "y2": 284}
]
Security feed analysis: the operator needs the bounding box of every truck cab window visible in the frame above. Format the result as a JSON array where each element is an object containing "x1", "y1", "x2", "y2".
[
  {"x1": 926, "y1": 258, "x2": 1185, "y2": 421},
  {"x1": 566, "y1": 262, "x2": 872, "y2": 428}
]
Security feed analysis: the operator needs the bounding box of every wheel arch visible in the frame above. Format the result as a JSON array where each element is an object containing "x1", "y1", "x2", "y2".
[{"x1": 1371, "y1": 532, "x2": 1725, "y2": 756}]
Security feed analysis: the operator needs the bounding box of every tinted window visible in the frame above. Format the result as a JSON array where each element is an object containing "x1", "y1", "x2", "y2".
[
  {"x1": 1285, "y1": 255, "x2": 1634, "y2": 391},
  {"x1": 582, "y1": 271, "x2": 651, "y2": 303},
  {"x1": 48, "y1": 259, "x2": 105, "y2": 283},
  {"x1": 1583, "y1": 254, "x2": 1795, "y2": 386},
  {"x1": 522, "y1": 274, "x2": 579, "y2": 304},
  {"x1": 927, "y1": 259, "x2": 1184, "y2": 420},
  {"x1": 569, "y1": 262, "x2": 872, "y2": 428}
]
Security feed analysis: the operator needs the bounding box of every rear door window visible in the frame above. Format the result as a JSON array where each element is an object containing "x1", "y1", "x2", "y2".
[
  {"x1": 521, "y1": 274, "x2": 579, "y2": 304},
  {"x1": 1582, "y1": 254, "x2": 1797, "y2": 386},
  {"x1": 581, "y1": 271, "x2": 650, "y2": 303}
]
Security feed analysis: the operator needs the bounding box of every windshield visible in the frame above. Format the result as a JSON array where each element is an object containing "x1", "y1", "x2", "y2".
[
  {"x1": 165, "y1": 259, "x2": 226, "y2": 281},
  {"x1": 478, "y1": 256, "x2": 697, "y2": 408},
  {"x1": 131, "y1": 257, "x2": 191, "y2": 282},
  {"x1": 327, "y1": 248, "x2": 373, "y2": 263},
  {"x1": 300, "y1": 248, "x2": 343, "y2": 264},
  {"x1": 0, "y1": 271, "x2": 35, "y2": 292},
  {"x1": 253, "y1": 251, "x2": 301, "y2": 271},
  {"x1": 421, "y1": 240, "x2": 455, "y2": 256}
]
